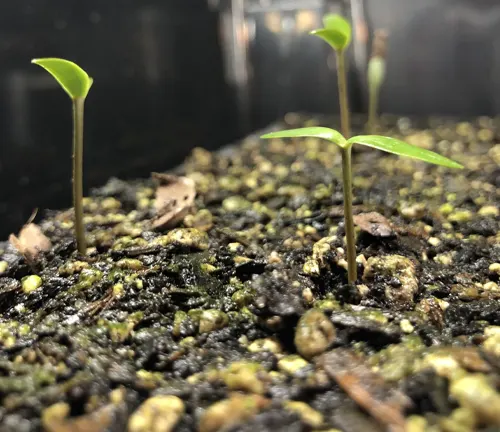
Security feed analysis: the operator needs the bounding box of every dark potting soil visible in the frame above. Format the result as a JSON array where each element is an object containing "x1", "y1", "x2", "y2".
[{"x1": 0, "y1": 114, "x2": 499, "y2": 432}]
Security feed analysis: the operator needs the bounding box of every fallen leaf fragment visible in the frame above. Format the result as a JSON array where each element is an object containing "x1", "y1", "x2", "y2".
[
  {"x1": 150, "y1": 173, "x2": 196, "y2": 230},
  {"x1": 319, "y1": 349, "x2": 411, "y2": 432},
  {"x1": 9, "y1": 223, "x2": 51, "y2": 263},
  {"x1": 353, "y1": 212, "x2": 395, "y2": 237}
]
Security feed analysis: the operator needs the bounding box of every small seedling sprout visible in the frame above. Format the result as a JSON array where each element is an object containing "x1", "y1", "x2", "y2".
[
  {"x1": 367, "y1": 30, "x2": 388, "y2": 133},
  {"x1": 311, "y1": 14, "x2": 352, "y2": 138},
  {"x1": 32, "y1": 58, "x2": 93, "y2": 255},
  {"x1": 261, "y1": 127, "x2": 463, "y2": 284}
]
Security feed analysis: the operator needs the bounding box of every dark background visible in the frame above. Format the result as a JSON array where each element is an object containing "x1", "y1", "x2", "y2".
[
  {"x1": 1, "y1": 0, "x2": 500, "y2": 238},
  {"x1": 0, "y1": 0, "x2": 237, "y2": 237}
]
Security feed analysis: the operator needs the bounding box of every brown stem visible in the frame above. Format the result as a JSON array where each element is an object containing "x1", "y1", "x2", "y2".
[
  {"x1": 371, "y1": 29, "x2": 388, "y2": 59},
  {"x1": 341, "y1": 146, "x2": 357, "y2": 283},
  {"x1": 336, "y1": 50, "x2": 351, "y2": 139},
  {"x1": 73, "y1": 98, "x2": 86, "y2": 255}
]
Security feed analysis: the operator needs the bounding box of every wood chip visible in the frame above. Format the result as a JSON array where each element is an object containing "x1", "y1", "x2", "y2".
[
  {"x1": 150, "y1": 173, "x2": 196, "y2": 230},
  {"x1": 9, "y1": 223, "x2": 51, "y2": 264},
  {"x1": 353, "y1": 212, "x2": 395, "y2": 237},
  {"x1": 319, "y1": 349, "x2": 411, "y2": 432}
]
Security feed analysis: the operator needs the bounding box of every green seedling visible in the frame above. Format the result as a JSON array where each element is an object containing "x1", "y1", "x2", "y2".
[
  {"x1": 261, "y1": 127, "x2": 463, "y2": 284},
  {"x1": 32, "y1": 58, "x2": 93, "y2": 255},
  {"x1": 311, "y1": 14, "x2": 352, "y2": 138},
  {"x1": 367, "y1": 30, "x2": 388, "y2": 133}
]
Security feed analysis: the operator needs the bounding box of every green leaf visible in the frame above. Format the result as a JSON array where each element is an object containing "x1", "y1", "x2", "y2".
[
  {"x1": 347, "y1": 135, "x2": 463, "y2": 169},
  {"x1": 32, "y1": 58, "x2": 93, "y2": 99},
  {"x1": 261, "y1": 127, "x2": 347, "y2": 147},
  {"x1": 310, "y1": 14, "x2": 352, "y2": 51}
]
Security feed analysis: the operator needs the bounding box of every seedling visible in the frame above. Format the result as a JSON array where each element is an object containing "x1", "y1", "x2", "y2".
[
  {"x1": 367, "y1": 30, "x2": 388, "y2": 133},
  {"x1": 261, "y1": 127, "x2": 463, "y2": 284},
  {"x1": 311, "y1": 14, "x2": 352, "y2": 137},
  {"x1": 32, "y1": 58, "x2": 93, "y2": 255}
]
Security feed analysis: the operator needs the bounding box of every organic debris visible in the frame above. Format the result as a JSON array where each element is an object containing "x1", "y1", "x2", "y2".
[
  {"x1": 353, "y1": 211, "x2": 395, "y2": 237},
  {"x1": 150, "y1": 173, "x2": 196, "y2": 229},
  {"x1": 320, "y1": 349, "x2": 411, "y2": 431},
  {"x1": 9, "y1": 221, "x2": 51, "y2": 264}
]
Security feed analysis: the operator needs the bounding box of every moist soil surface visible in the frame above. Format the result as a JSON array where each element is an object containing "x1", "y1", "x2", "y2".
[{"x1": 0, "y1": 114, "x2": 499, "y2": 432}]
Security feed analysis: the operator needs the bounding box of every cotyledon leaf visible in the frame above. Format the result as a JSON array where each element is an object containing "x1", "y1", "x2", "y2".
[
  {"x1": 348, "y1": 135, "x2": 463, "y2": 169},
  {"x1": 261, "y1": 127, "x2": 347, "y2": 147},
  {"x1": 310, "y1": 14, "x2": 352, "y2": 51},
  {"x1": 32, "y1": 58, "x2": 93, "y2": 99}
]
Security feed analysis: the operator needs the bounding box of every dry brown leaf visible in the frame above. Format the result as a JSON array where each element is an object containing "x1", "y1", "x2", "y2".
[
  {"x1": 353, "y1": 212, "x2": 395, "y2": 237},
  {"x1": 150, "y1": 173, "x2": 196, "y2": 230},
  {"x1": 320, "y1": 349, "x2": 411, "y2": 432},
  {"x1": 9, "y1": 223, "x2": 51, "y2": 263}
]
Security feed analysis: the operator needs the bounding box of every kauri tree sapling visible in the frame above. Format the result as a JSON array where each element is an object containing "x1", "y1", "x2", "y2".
[
  {"x1": 32, "y1": 58, "x2": 93, "y2": 255},
  {"x1": 261, "y1": 127, "x2": 463, "y2": 284},
  {"x1": 367, "y1": 30, "x2": 388, "y2": 133},
  {"x1": 311, "y1": 14, "x2": 352, "y2": 138}
]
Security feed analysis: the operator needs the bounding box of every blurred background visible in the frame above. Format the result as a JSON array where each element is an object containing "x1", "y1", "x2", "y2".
[{"x1": 1, "y1": 0, "x2": 500, "y2": 237}]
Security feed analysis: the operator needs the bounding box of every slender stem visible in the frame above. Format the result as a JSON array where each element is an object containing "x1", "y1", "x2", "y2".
[
  {"x1": 336, "y1": 50, "x2": 351, "y2": 139},
  {"x1": 73, "y1": 98, "x2": 86, "y2": 255},
  {"x1": 368, "y1": 84, "x2": 379, "y2": 134},
  {"x1": 341, "y1": 146, "x2": 357, "y2": 284}
]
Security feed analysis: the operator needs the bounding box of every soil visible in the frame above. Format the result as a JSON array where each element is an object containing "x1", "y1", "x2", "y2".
[{"x1": 0, "y1": 114, "x2": 499, "y2": 432}]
